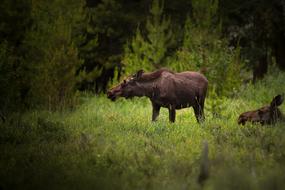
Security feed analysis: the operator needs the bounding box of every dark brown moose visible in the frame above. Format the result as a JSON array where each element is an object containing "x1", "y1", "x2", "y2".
[
  {"x1": 107, "y1": 68, "x2": 208, "y2": 123},
  {"x1": 238, "y1": 94, "x2": 284, "y2": 125}
]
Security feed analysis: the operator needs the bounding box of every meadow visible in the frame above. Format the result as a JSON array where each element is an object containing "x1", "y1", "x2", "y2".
[{"x1": 1, "y1": 70, "x2": 285, "y2": 190}]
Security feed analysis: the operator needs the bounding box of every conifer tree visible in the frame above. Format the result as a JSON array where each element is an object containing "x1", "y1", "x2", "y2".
[
  {"x1": 78, "y1": 0, "x2": 130, "y2": 92},
  {"x1": 145, "y1": 0, "x2": 174, "y2": 67},
  {"x1": 168, "y1": 0, "x2": 242, "y2": 97},
  {"x1": 123, "y1": 0, "x2": 174, "y2": 74},
  {"x1": 0, "y1": 0, "x2": 32, "y2": 111},
  {"x1": 23, "y1": 0, "x2": 85, "y2": 109}
]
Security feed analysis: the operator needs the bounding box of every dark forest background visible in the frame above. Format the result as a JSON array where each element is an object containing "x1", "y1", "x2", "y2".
[{"x1": 1, "y1": 0, "x2": 285, "y2": 113}]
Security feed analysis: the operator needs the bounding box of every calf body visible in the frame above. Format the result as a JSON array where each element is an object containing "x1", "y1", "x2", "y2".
[
  {"x1": 107, "y1": 69, "x2": 208, "y2": 123},
  {"x1": 238, "y1": 95, "x2": 284, "y2": 125}
]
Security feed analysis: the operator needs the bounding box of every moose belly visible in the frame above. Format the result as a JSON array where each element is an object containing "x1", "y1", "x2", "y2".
[
  {"x1": 175, "y1": 103, "x2": 192, "y2": 109},
  {"x1": 152, "y1": 96, "x2": 194, "y2": 109}
]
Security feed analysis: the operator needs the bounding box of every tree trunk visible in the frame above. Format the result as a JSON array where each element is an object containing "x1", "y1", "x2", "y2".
[
  {"x1": 253, "y1": 54, "x2": 268, "y2": 83},
  {"x1": 274, "y1": 32, "x2": 285, "y2": 70}
]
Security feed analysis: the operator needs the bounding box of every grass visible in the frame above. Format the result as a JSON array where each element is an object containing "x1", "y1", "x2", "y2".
[{"x1": 1, "y1": 69, "x2": 285, "y2": 190}]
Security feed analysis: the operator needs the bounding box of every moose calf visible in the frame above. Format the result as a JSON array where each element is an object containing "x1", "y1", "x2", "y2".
[{"x1": 238, "y1": 94, "x2": 284, "y2": 125}]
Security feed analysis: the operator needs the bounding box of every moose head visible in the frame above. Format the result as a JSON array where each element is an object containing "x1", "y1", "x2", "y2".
[
  {"x1": 107, "y1": 70, "x2": 144, "y2": 101},
  {"x1": 238, "y1": 94, "x2": 284, "y2": 125}
]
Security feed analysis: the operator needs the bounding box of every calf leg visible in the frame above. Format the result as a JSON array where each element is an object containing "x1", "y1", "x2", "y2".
[
  {"x1": 152, "y1": 103, "x2": 161, "y2": 122},
  {"x1": 168, "y1": 107, "x2": 176, "y2": 123}
]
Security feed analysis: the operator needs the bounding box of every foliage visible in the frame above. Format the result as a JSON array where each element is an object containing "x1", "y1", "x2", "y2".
[
  {"x1": 0, "y1": 0, "x2": 32, "y2": 112},
  {"x1": 0, "y1": 0, "x2": 86, "y2": 111},
  {"x1": 1, "y1": 70, "x2": 285, "y2": 189},
  {"x1": 122, "y1": 27, "x2": 154, "y2": 73},
  {"x1": 122, "y1": 0, "x2": 174, "y2": 74},
  {"x1": 75, "y1": 7, "x2": 100, "y2": 92},
  {"x1": 78, "y1": 0, "x2": 121, "y2": 92},
  {"x1": 0, "y1": 41, "x2": 20, "y2": 112},
  {"x1": 79, "y1": 0, "x2": 150, "y2": 92},
  {"x1": 220, "y1": 0, "x2": 285, "y2": 71},
  {"x1": 167, "y1": 0, "x2": 243, "y2": 97},
  {"x1": 0, "y1": 0, "x2": 31, "y2": 45},
  {"x1": 21, "y1": 0, "x2": 85, "y2": 109}
]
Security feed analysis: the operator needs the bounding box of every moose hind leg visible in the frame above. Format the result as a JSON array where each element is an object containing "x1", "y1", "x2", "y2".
[
  {"x1": 168, "y1": 106, "x2": 176, "y2": 123},
  {"x1": 152, "y1": 103, "x2": 161, "y2": 122}
]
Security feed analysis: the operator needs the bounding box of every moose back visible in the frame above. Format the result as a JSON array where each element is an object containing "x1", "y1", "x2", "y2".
[{"x1": 107, "y1": 69, "x2": 208, "y2": 123}]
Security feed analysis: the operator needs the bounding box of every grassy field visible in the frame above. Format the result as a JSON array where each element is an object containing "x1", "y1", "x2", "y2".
[{"x1": 1, "y1": 70, "x2": 285, "y2": 190}]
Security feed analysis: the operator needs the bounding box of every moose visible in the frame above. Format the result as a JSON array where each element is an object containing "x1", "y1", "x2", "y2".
[
  {"x1": 107, "y1": 68, "x2": 208, "y2": 123},
  {"x1": 238, "y1": 94, "x2": 284, "y2": 125}
]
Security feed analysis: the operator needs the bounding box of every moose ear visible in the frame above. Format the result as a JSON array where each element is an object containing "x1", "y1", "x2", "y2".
[
  {"x1": 271, "y1": 94, "x2": 284, "y2": 107},
  {"x1": 135, "y1": 69, "x2": 144, "y2": 79}
]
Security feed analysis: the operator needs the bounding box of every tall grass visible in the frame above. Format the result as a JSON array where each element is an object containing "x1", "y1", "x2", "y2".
[{"x1": 1, "y1": 69, "x2": 285, "y2": 190}]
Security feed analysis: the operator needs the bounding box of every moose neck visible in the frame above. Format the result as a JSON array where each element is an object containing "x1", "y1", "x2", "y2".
[{"x1": 135, "y1": 81, "x2": 156, "y2": 98}]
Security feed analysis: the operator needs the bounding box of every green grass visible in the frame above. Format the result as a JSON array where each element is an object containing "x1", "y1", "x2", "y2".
[{"x1": 1, "y1": 70, "x2": 285, "y2": 190}]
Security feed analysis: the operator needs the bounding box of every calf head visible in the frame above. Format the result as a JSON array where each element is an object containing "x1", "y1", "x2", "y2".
[
  {"x1": 107, "y1": 70, "x2": 144, "y2": 101},
  {"x1": 238, "y1": 95, "x2": 284, "y2": 125}
]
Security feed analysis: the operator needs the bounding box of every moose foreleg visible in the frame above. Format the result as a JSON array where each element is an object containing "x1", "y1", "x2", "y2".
[
  {"x1": 152, "y1": 103, "x2": 161, "y2": 122},
  {"x1": 168, "y1": 106, "x2": 176, "y2": 123}
]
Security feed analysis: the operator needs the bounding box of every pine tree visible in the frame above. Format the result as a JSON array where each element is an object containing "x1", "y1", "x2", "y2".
[
  {"x1": 0, "y1": 0, "x2": 32, "y2": 112},
  {"x1": 169, "y1": 0, "x2": 242, "y2": 97},
  {"x1": 22, "y1": 0, "x2": 86, "y2": 109},
  {"x1": 122, "y1": 0, "x2": 174, "y2": 74},
  {"x1": 78, "y1": 0, "x2": 133, "y2": 92},
  {"x1": 145, "y1": 0, "x2": 174, "y2": 67}
]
